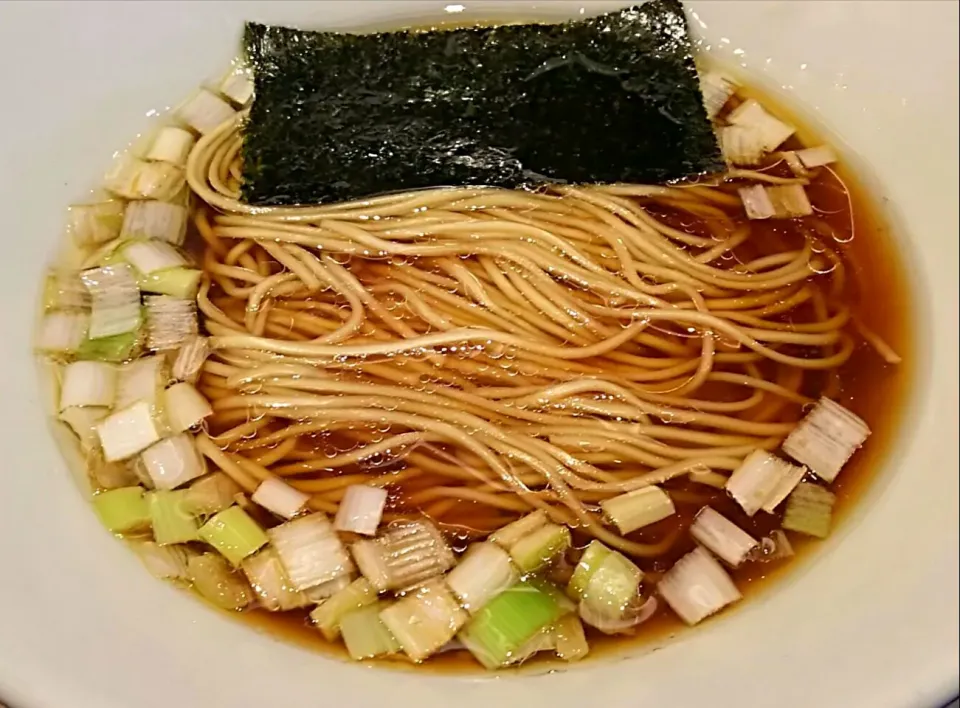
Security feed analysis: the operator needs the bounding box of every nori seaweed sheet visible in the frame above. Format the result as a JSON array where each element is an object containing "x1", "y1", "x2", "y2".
[{"x1": 241, "y1": 0, "x2": 722, "y2": 206}]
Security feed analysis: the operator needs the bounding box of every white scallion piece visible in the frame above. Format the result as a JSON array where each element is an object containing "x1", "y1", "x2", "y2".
[
  {"x1": 59, "y1": 360, "x2": 117, "y2": 410},
  {"x1": 488, "y1": 510, "x2": 549, "y2": 549},
  {"x1": 36, "y1": 311, "x2": 89, "y2": 354},
  {"x1": 145, "y1": 296, "x2": 197, "y2": 351},
  {"x1": 133, "y1": 541, "x2": 193, "y2": 581},
  {"x1": 104, "y1": 155, "x2": 184, "y2": 201},
  {"x1": 766, "y1": 184, "x2": 813, "y2": 218},
  {"x1": 163, "y1": 381, "x2": 212, "y2": 433},
  {"x1": 309, "y1": 578, "x2": 378, "y2": 641},
  {"x1": 738, "y1": 184, "x2": 777, "y2": 220},
  {"x1": 302, "y1": 574, "x2": 353, "y2": 603},
  {"x1": 172, "y1": 335, "x2": 209, "y2": 383},
  {"x1": 241, "y1": 548, "x2": 310, "y2": 611},
  {"x1": 268, "y1": 513, "x2": 354, "y2": 591},
  {"x1": 115, "y1": 355, "x2": 166, "y2": 410},
  {"x1": 782, "y1": 397, "x2": 871, "y2": 483},
  {"x1": 659, "y1": 546, "x2": 742, "y2": 626},
  {"x1": 177, "y1": 89, "x2": 237, "y2": 135},
  {"x1": 782, "y1": 482, "x2": 836, "y2": 538},
  {"x1": 796, "y1": 145, "x2": 838, "y2": 169},
  {"x1": 184, "y1": 472, "x2": 242, "y2": 517},
  {"x1": 727, "y1": 98, "x2": 796, "y2": 151},
  {"x1": 445, "y1": 542, "x2": 519, "y2": 614},
  {"x1": 719, "y1": 125, "x2": 766, "y2": 165},
  {"x1": 59, "y1": 406, "x2": 110, "y2": 452},
  {"x1": 96, "y1": 401, "x2": 162, "y2": 461},
  {"x1": 761, "y1": 460, "x2": 807, "y2": 513},
  {"x1": 689, "y1": 507, "x2": 758, "y2": 568},
  {"x1": 601, "y1": 485, "x2": 676, "y2": 534},
  {"x1": 140, "y1": 433, "x2": 206, "y2": 490},
  {"x1": 67, "y1": 201, "x2": 126, "y2": 247},
  {"x1": 334, "y1": 485, "x2": 387, "y2": 535},
  {"x1": 81, "y1": 264, "x2": 142, "y2": 339},
  {"x1": 252, "y1": 478, "x2": 309, "y2": 520},
  {"x1": 121, "y1": 201, "x2": 188, "y2": 245},
  {"x1": 726, "y1": 448, "x2": 803, "y2": 516},
  {"x1": 700, "y1": 71, "x2": 737, "y2": 119},
  {"x1": 218, "y1": 66, "x2": 254, "y2": 106},
  {"x1": 43, "y1": 271, "x2": 91, "y2": 311},
  {"x1": 351, "y1": 519, "x2": 455, "y2": 592},
  {"x1": 122, "y1": 240, "x2": 188, "y2": 276},
  {"x1": 145, "y1": 127, "x2": 196, "y2": 167},
  {"x1": 379, "y1": 580, "x2": 468, "y2": 663}
]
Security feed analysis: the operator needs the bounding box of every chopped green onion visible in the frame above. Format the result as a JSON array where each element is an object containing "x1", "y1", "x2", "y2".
[
  {"x1": 782, "y1": 397, "x2": 871, "y2": 484},
  {"x1": 59, "y1": 360, "x2": 117, "y2": 411},
  {"x1": 379, "y1": 580, "x2": 468, "y2": 663},
  {"x1": 172, "y1": 335, "x2": 209, "y2": 383},
  {"x1": 177, "y1": 89, "x2": 237, "y2": 135},
  {"x1": 121, "y1": 201, "x2": 188, "y2": 245},
  {"x1": 92, "y1": 486, "x2": 151, "y2": 534},
  {"x1": 268, "y1": 513, "x2": 353, "y2": 590},
  {"x1": 659, "y1": 546, "x2": 741, "y2": 626},
  {"x1": 726, "y1": 449, "x2": 801, "y2": 517},
  {"x1": 80, "y1": 264, "x2": 142, "y2": 339},
  {"x1": 141, "y1": 267, "x2": 202, "y2": 299},
  {"x1": 445, "y1": 542, "x2": 518, "y2": 614},
  {"x1": 89, "y1": 453, "x2": 140, "y2": 490},
  {"x1": 458, "y1": 580, "x2": 564, "y2": 670},
  {"x1": 140, "y1": 433, "x2": 206, "y2": 490},
  {"x1": 252, "y1": 478, "x2": 309, "y2": 520},
  {"x1": 351, "y1": 518, "x2": 455, "y2": 592},
  {"x1": 600, "y1": 485, "x2": 676, "y2": 534},
  {"x1": 699, "y1": 71, "x2": 737, "y2": 119},
  {"x1": 217, "y1": 65, "x2": 255, "y2": 107},
  {"x1": 43, "y1": 271, "x2": 90, "y2": 310},
  {"x1": 35, "y1": 311, "x2": 89, "y2": 355},
  {"x1": 719, "y1": 125, "x2": 766, "y2": 166},
  {"x1": 508, "y1": 523, "x2": 571, "y2": 573},
  {"x1": 122, "y1": 240, "x2": 188, "y2": 277},
  {"x1": 795, "y1": 145, "x2": 837, "y2": 169},
  {"x1": 554, "y1": 614, "x2": 589, "y2": 662},
  {"x1": 567, "y1": 540, "x2": 612, "y2": 601},
  {"x1": 333, "y1": 485, "x2": 387, "y2": 535},
  {"x1": 309, "y1": 577, "x2": 378, "y2": 641},
  {"x1": 59, "y1": 405, "x2": 109, "y2": 452},
  {"x1": 572, "y1": 543, "x2": 643, "y2": 618},
  {"x1": 782, "y1": 482, "x2": 836, "y2": 538},
  {"x1": 145, "y1": 127, "x2": 196, "y2": 167},
  {"x1": 302, "y1": 574, "x2": 352, "y2": 603},
  {"x1": 132, "y1": 540, "x2": 193, "y2": 580},
  {"x1": 67, "y1": 201, "x2": 126, "y2": 247},
  {"x1": 76, "y1": 330, "x2": 140, "y2": 362},
  {"x1": 198, "y1": 505, "x2": 269, "y2": 566},
  {"x1": 241, "y1": 548, "x2": 311, "y2": 611},
  {"x1": 489, "y1": 509, "x2": 548, "y2": 549},
  {"x1": 689, "y1": 507, "x2": 758, "y2": 568},
  {"x1": 115, "y1": 354, "x2": 166, "y2": 410},
  {"x1": 103, "y1": 155, "x2": 184, "y2": 201},
  {"x1": 148, "y1": 489, "x2": 200, "y2": 545},
  {"x1": 163, "y1": 382, "x2": 212, "y2": 433},
  {"x1": 727, "y1": 98, "x2": 795, "y2": 152},
  {"x1": 187, "y1": 553, "x2": 253, "y2": 611},
  {"x1": 96, "y1": 401, "x2": 162, "y2": 461},
  {"x1": 184, "y1": 472, "x2": 243, "y2": 517},
  {"x1": 340, "y1": 602, "x2": 402, "y2": 661},
  {"x1": 145, "y1": 296, "x2": 197, "y2": 351},
  {"x1": 762, "y1": 460, "x2": 808, "y2": 514}
]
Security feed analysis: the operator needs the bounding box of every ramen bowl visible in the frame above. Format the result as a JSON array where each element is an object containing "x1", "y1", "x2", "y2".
[{"x1": 0, "y1": 1, "x2": 956, "y2": 707}]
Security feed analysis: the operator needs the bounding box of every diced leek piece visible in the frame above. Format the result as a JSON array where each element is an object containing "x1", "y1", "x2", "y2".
[
  {"x1": 569, "y1": 542, "x2": 643, "y2": 619},
  {"x1": 59, "y1": 405, "x2": 109, "y2": 452},
  {"x1": 765, "y1": 184, "x2": 813, "y2": 218},
  {"x1": 172, "y1": 335, "x2": 209, "y2": 383},
  {"x1": 92, "y1": 486, "x2": 150, "y2": 533},
  {"x1": 44, "y1": 271, "x2": 90, "y2": 310},
  {"x1": 782, "y1": 482, "x2": 836, "y2": 538},
  {"x1": 700, "y1": 71, "x2": 737, "y2": 119},
  {"x1": 199, "y1": 505, "x2": 269, "y2": 566},
  {"x1": 97, "y1": 401, "x2": 162, "y2": 461},
  {"x1": 76, "y1": 331, "x2": 140, "y2": 362},
  {"x1": 458, "y1": 580, "x2": 564, "y2": 670},
  {"x1": 351, "y1": 519, "x2": 454, "y2": 592},
  {"x1": 132, "y1": 540, "x2": 193, "y2": 580},
  {"x1": 554, "y1": 614, "x2": 589, "y2": 662},
  {"x1": 380, "y1": 581, "x2": 468, "y2": 663},
  {"x1": 184, "y1": 472, "x2": 242, "y2": 517},
  {"x1": 241, "y1": 548, "x2": 311, "y2": 611},
  {"x1": 796, "y1": 145, "x2": 837, "y2": 169},
  {"x1": 121, "y1": 201, "x2": 188, "y2": 245},
  {"x1": 163, "y1": 382, "x2": 211, "y2": 433},
  {"x1": 727, "y1": 98, "x2": 796, "y2": 151},
  {"x1": 145, "y1": 127, "x2": 196, "y2": 167},
  {"x1": 188, "y1": 553, "x2": 253, "y2": 610},
  {"x1": 689, "y1": 507, "x2": 758, "y2": 567},
  {"x1": 567, "y1": 540, "x2": 612, "y2": 601},
  {"x1": 59, "y1": 360, "x2": 117, "y2": 410},
  {"x1": 141, "y1": 267, "x2": 202, "y2": 298},
  {"x1": 341, "y1": 602, "x2": 402, "y2": 660},
  {"x1": 141, "y1": 434, "x2": 205, "y2": 490},
  {"x1": 104, "y1": 155, "x2": 184, "y2": 201},
  {"x1": 81, "y1": 264, "x2": 141, "y2": 339},
  {"x1": 90, "y1": 454, "x2": 140, "y2": 490},
  {"x1": 489, "y1": 510, "x2": 548, "y2": 549},
  {"x1": 148, "y1": 489, "x2": 200, "y2": 545},
  {"x1": 334, "y1": 485, "x2": 387, "y2": 535},
  {"x1": 67, "y1": 201, "x2": 126, "y2": 247},
  {"x1": 123, "y1": 240, "x2": 188, "y2": 277},
  {"x1": 508, "y1": 523, "x2": 571, "y2": 573},
  {"x1": 782, "y1": 397, "x2": 871, "y2": 483},
  {"x1": 252, "y1": 478, "x2": 309, "y2": 520},
  {"x1": 36, "y1": 311, "x2": 89, "y2": 354},
  {"x1": 269, "y1": 513, "x2": 353, "y2": 590},
  {"x1": 145, "y1": 296, "x2": 197, "y2": 351},
  {"x1": 446, "y1": 542, "x2": 518, "y2": 614},
  {"x1": 115, "y1": 354, "x2": 166, "y2": 410},
  {"x1": 719, "y1": 125, "x2": 766, "y2": 166},
  {"x1": 178, "y1": 89, "x2": 237, "y2": 134},
  {"x1": 309, "y1": 577, "x2": 378, "y2": 641},
  {"x1": 739, "y1": 184, "x2": 776, "y2": 220},
  {"x1": 508, "y1": 628, "x2": 557, "y2": 666},
  {"x1": 218, "y1": 66, "x2": 255, "y2": 106},
  {"x1": 659, "y1": 546, "x2": 742, "y2": 625},
  {"x1": 302, "y1": 574, "x2": 352, "y2": 603},
  {"x1": 762, "y1": 460, "x2": 807, "y2": 514},
  {"x1": 600, "y1": 485, "x2": 676, "y2": 534},
  {"x1": 726, "y1": 449, "x2": 801, "y2": 517}
]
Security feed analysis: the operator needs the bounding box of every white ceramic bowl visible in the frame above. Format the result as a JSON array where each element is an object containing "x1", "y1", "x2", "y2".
[{"x1": 0, "y1": 2, "x2": 956, "y2": 707}]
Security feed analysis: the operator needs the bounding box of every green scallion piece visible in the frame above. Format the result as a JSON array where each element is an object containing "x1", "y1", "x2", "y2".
[
  {"x1": 198, "y1": 505, "x2": 268, "y2": 566},
  {"x1": 188, "y1": 553, "x2": 253, "y2": 611},
  {"x1": 76, "y1": 330, "x2": 140, "y2": 362},
  {"x1": 309, "y1": 577, "x2": 379, "y2": 641},
  {"x1": 148, "y1": 490, "x2": 200, "y2": 545},
  {"x1": 92, "y1": 486, "x2": 151, "y2": 534},
  {"x1": 142, "y1": 268, "x2": 202, "y2": 298},
  {"x1": 782, "y1": 482, "x2": 836, "y2": 538},
  {"x1": 508, "y1": 523, "x2": 570, "y2": 573},
  {"x1": 340, "y1": 601, "x2": 402, "y2": 660},
  {"x1": 567, "y1": 540, "x2": 611, "y2": 601}
]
